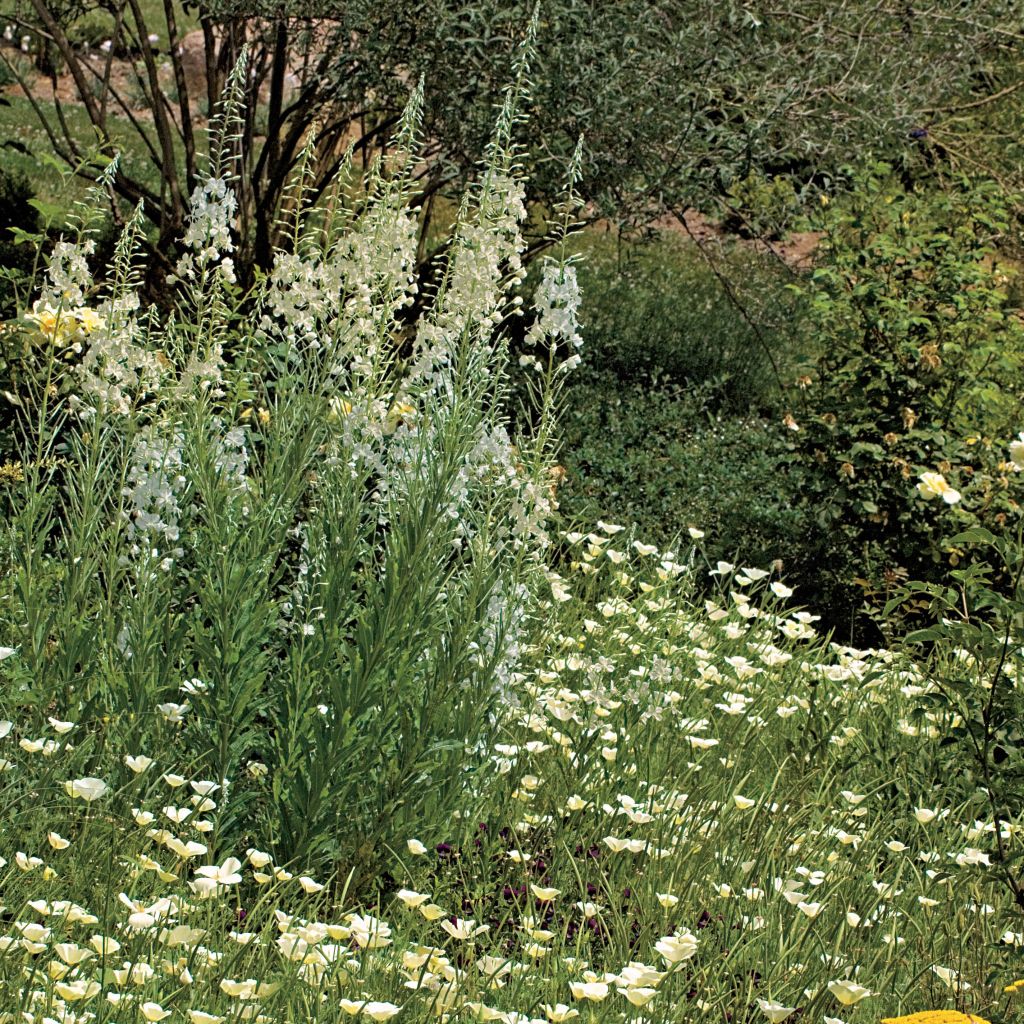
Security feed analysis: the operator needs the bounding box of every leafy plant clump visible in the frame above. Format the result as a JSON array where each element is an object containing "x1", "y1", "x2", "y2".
[
  {"x1": 783, "y1": 165, "x2": 1024, "y2": 638},
  {"x1": 0, "y1": 47, "x2": 585, "y2": 879}
]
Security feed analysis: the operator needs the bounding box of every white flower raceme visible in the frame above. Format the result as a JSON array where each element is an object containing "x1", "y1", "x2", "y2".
[
  {"x1": 917, "y1": 471, "x2": 960, "y2": 504},
  {"x1": 523, "y1": 261, "x2": 584, "y2": 374}
]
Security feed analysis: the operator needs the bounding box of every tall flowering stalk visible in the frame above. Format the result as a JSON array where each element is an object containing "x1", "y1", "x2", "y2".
[{"x1": 6, "y1": 35, "x2": 580, "y2": 871}]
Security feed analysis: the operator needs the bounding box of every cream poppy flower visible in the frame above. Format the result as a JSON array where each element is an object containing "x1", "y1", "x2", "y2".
[
  {"x1": 396, "y1": 889, "x2": 429, "y2": 908},
  {"x1": 348, "y1": 912, "x2": 392, "y2": 948},
  {"x1": 47, "y1": 832, "x2": 71, "y2": 850},
  {"x1": 194, "y1": 857, "x2": 243, "y2": 887},
  {"x1": 569, "y1": 981, "x2": 609, "y2": 1001},
  {"x1": 125, "y1": 755, "x2": 153, "y2": 773},
  {"x1": 89, "y1": 934, "x2": 121, "y2": 955},
  {"x1": 164, "y1": 837, "x2": 207, "y2": 859},
  {"x1": 157, "y1": 702, "x2": 190, "y2": 724},
  {"x1": 620, "y1": 986, "x2": 657, "y2": 1007},
  {"x1": 826, "y1": 980, "x2": 872, "y2": 1005},
  {"x1": 64, "y1": 777, "x2": 107, "y2": 801},
  {"x1": 441, "y1": 917, "x2": 488, "y2": 940},
  {"x1": 55, "y1": 979, "x2": 101, "y2": 1001},
  {"x1": 932, "y1": 965, "x2": 971, "y2": 992},
  {"x1": 54, "y1": 942, "x2": 93, "y2": 965},
  {"x1": 530, "y1": 884, "x2": 561, "y2": 901},
  {"x1": 544, "y1": 1005, "x2": 580, "y2": 1022},
  {"x1": 757, "y1": 999, "x2": 796, "y2": 1022},
  {"x1": 655, "y1": 931, "x2": 698, "y2": 964},
  {"x1": 340, "y1": 1000, "x2": 401, "y2": 1020}
]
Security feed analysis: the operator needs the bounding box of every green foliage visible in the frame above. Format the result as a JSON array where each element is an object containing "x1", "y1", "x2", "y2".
[
  {"x1": 553, "y1": 235, "x2": 831, "y2": 616},
  {"x1": 723, "y1": 171, "x2": 806, "y2": 240},
  {"x1": 569, "y1": 235, "x2": 795, "y2": 413},
  {"x1": 558, "y1": 380, "x2": 809, "y2": 561},
  {"x1": 0, "y1": 167, "x2": 40, "y2": 318},
  {"x1": 16, "y1": 0, "x2": 1024, "y2": 295},
  {"x1": 783, "y1": 165, "x2": 1024, "y2": 636},
  {"x1": 892, "y1": 519, "x2": 1024, "y2": 912}
]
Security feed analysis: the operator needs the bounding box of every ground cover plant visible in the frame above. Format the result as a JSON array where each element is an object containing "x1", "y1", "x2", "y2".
[{"x1": 1, "y1": 38, "x2": 1024, "y2": 1024}]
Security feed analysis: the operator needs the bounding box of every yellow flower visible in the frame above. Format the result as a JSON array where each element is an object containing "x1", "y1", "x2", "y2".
[
  {"x1": 76, "y1": 308, "x2": 104, "y2": 333},
  {"x1": 386, "y1": 401, "x2": 415, "y2": 430},
  {"x1": 327, "y1": 397, "x2": 354, "y2": 423},
  {"x1": 0, "y1": 461, "x2": 24, "y2": 484},
  {"x1": 917, "y1": 472, "x2": 960, "y2": 505}
]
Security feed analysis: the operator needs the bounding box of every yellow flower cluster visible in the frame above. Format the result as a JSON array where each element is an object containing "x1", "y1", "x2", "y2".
[
  {"x1": 0, "y1": 460, "x2": 24, "y2": 484},
  {"x1": 23, "y1": 302, "x2": 104, "y2": 350},
  {"x1": 881, "y1": 1013, "x2": 991, "y2": 1024}
]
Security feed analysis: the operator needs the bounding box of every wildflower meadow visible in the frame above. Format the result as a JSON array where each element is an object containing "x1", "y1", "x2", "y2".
[{"x1": 1, "y1": 32, "x2": 1024, "y2": 1024}]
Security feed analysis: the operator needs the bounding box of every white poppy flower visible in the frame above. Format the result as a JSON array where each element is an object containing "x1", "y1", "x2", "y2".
[{"x1": 64, "y1": 777, "x2": 107, "y2": 801}]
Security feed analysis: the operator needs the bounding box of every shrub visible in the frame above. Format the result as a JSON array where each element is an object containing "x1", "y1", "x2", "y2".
[
  {"x1": 783, "y1": 164, "x2": 1024, "y2": 638},
  {"x1": 551, "y1": 234, "x2": 835, "y2": 623},
  {"x1": 570, "y1": 234, "x2": 799, "y2": 414},
  {"x1": 892, "y1": 496, "x2": 1024, "y2": 911},
  {"x1": 0, "y1": 167, "x2": 40, "y2": 317}
]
